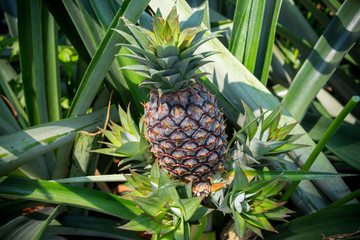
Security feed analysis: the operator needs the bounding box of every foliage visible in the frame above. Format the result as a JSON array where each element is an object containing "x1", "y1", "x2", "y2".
[{"x1": 0, "y1": 0, "x2": 359, "y2": 239}]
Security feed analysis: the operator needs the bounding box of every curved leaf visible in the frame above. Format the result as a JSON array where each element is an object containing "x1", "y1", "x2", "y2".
[
  {"x1": 0, "y1": 107, "x2": 119, "y2": 177},
  {"x1": 264, "y1": 204, "x2": 360, "y2": 240},
  {"x1": 0, "y1": 205, "x2": 63, "y2": 240},
  {"x1": 0, "y1": 177, "x2": 141, "y2": 220}
]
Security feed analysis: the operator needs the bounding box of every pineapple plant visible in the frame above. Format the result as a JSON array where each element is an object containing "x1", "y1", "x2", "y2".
[
  {"x1": 93, "y1": 105, "x2": 154, "y2": 172},
  {"x1": 115, "y1": 6, "x2": 227, "y2": 197},
  {"x1": 212, "y1": 165, "x2": 293, "y2": 239},
  {"x1": 229, "y1": 102, "x2": 306, "y2": 169}
]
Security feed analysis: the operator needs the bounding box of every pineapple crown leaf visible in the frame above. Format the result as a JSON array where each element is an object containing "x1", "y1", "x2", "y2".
[{"x1": 115, "y1": 5, "x2": 223, "y2": 93}]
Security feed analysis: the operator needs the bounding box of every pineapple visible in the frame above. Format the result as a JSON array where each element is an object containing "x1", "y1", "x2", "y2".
[{"x1": 116, "y1": 6, "x2": 227, "y2": 196}]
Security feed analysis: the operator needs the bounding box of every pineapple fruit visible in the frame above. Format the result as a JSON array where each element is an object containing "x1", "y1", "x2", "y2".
[{"x1": 116, "y1": 6, "x2": 227, "y2": 196}]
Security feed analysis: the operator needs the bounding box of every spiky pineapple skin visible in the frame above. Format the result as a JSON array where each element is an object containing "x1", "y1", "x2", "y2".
[{"x1": 144, "y1": 83, "x2": 227, "y2": 196}]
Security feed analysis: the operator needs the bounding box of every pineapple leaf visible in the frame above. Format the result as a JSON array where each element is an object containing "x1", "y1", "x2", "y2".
[
  {"x1": 123, "y1": 18, "x2": 154, "y2": 50},
  {"x1": 265, "y1": 180, "x2": 287, "y2": 197},
  {"x1": 263, "y1": 205, "x2": 293, "y2": 221},
  {"x1": 119, "y1": 44, "x2": 158, "y2": 62},
  {"x1": 132, "y1": 196, "x2": 166, "y2": 217},
  {"x1": 232, "y1": 165, "x2": 249, "y2": 195},
  {"x1": 269, "y1": 143, "x2": 308, "y2": 154},
  {"x1": 242, "y1": 100, "x2": 257, "y2": 140},
  {"x1": 261, "y1": 103, "x2": 283, "y2": 133},
  {"x1": 157, "y1": 46, "x2": 180, "y2": 58},
  {"x1": 112, "y1": 28, "x2": 140, "y2": 48},
  {"x1": 260, "y1": 198, "x2": 285, "y2": 211},
  {"x1": 121, "y1": 213, "x2": 151, "y2": 231},
  {"x1": 150, "y1": 161, "x2": 161, "y2": 187},
  {"x1": 179, "y1": 8, "x2": 204, "y2": 31},
  {"x1": 269, "y1": 122, "x2": 298, "y2": 141},
  {"x1": 147, "y1": 221, "x2": 163, "y2": 234},
  {"x1": 179, "y1": 32, "x2": 223, "y2": 59},
  {"x1": 91, "y1": 148, "x2": 127, "y2": 157},
  {"x1": 115, "y1": 142, "x2": 141, "y2": 156},
  {"x1": 100, "y1": 128, "x2": 122, "y2": 146},
  {"x1": 171, "y1": 197, "x2": 202, "y2": 221},
  {"x1": 233, "y1": 209, "x2": 246, "y2": 238},
  {"x1": 159, "y1": 170, "x2": 180, "y2": 202},
  {"x1": 118, "y1": 54, "x2": 160, "y2": 69},
  {"x1": 188, "y1": 205, "x2": 212, "y2": 222},
  {"x1": 246, "y1": 222, "x2": 264, "y2": 239}
]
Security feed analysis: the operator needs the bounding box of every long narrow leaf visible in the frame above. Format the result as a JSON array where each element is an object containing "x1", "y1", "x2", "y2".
[
  {"x1": 42, "y1": 4, "x2": 61, "y2": 122},
  {"x1": 0, "y1": 177, "x2": 141, "y2": 220},
  {"x1": 17, "y1": 0, "x2": 48, "y2": 126},
  {"x1": 0, "y1": 205, "x2": 64, "y2": 240},
  {"x1": 0, "y1": 106, "x2": 119, "y2": 176},
  {"x1": 67, "y1": 0, "x2": 149, "y2": 117},
  {"x1": 284, "y1": 0, "x2": 360, "y2": 121},
  {"x1": 263, "y1": 204, "x2": 360, "y2": 240}
]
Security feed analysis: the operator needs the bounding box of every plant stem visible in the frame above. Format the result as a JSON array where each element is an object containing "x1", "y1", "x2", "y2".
[
  {"x1": 282, "y1": 96, "x2": 360, "y2": 201},
  {"x1": 319, "y1": 188, "x2": 360, "y2": 212}
]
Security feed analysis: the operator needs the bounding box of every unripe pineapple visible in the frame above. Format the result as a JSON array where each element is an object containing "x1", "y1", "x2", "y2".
[{"x1": 116, "y1": 6, "x2": 227, "y2": 196}]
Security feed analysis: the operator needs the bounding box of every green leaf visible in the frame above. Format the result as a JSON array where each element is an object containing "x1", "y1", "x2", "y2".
[
  {"x1": 0, "y1": 177, "x2": 141, "y2": 219},
  {"x1": 42, "y1": 4, "x2": 61, "y2": 123},
  {"x1": 0, "y1": 106, "x2": 119, "y2": 176},
  {"x1": 233, "y1": 209, "x2": 246, "y2": 238},
  {"x1": 188, "y1": 205, "x2": 212, "y2": 222},
  {"x1": 263, "y1": 205, "x2": 293, "y2": 221},
  {"x1": 57, "y1": 215, "x2": 141, "y2": 239},
  {"x1": 284, "y1": 0, "x2": 360, "y2": 120},
  {"x1": 303, "y1": 114, "x2": 360, "y2": 171},
  {"x1": 52, "y1": 174, "x2": 127, "y2": 183},
  {"x1": 242, "y1": 100, "x2": 257, "y2": 140},
  {"x1": 158, "y1": 170, "x2": 179, "y2": 202},
  {"x1": 17, "y1": 0, "x2": 48, "y2": 126},
  {"x1": 180, "y1": 8, "x2": 204, "y2": 31},
  {"x1": 0, "y1": 205, "x2": 63, "y2": 240},
  {"x1": 67, "y1": 0, "x2": 150, "y2": 117},
  {"x1": 232, "y1": 165, "x2": 249, "y2": 195},
  {"x1": 133, "y1": 196, "x2": 166, "y2": 217},
  {"x1": 171, "y1": 197, "x2": 202, "y2": 221},
  {"x1": 263, "y1": 204, "x2": 360, "y2": 240},
  {"x1": 116, "y1": 142, "x2": 141, "y2": 156},
  {"x1": 121, "y1": 214, "x2": 151, "y2": 231}
]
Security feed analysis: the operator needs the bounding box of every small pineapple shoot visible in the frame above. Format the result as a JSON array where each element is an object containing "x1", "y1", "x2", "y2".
[
  {"x1": 121, "y1": 161, "x2": 210, "y2": 239},
  {"x1": 212, "y1": 165, "x2": 293, "y2": 238},
  {"x1": 230, "y1": 102, "x2": 306, "y2": 168},
  {"x1": 93, "y1": 105, "x2": 154, "y2": 172}
]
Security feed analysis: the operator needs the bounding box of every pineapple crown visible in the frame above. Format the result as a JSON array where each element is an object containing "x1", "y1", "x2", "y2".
[
  {"x1": 212, "y1": 165, "x2": 293, "y2": 238},
  {"x1": 114, "y1": 6, "x2": 223, "y2": 94}
]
